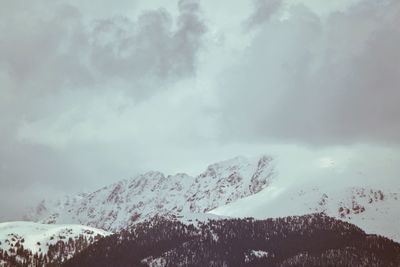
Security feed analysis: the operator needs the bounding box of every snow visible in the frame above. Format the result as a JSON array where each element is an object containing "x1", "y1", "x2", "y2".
[
  {"x1": 210, "y1": 156, "x2": 400, "y2": 242},
  {"x1": 0, "y1": 221, "x2": 111, "y2": 256},
  {"x1": 27, "y1": 155, "x2": 275, "y2": 232},
  {"x1": 250, "y1": 250, "x2": 270, "y2": 258},
  {"x1": 245, "y1": 250, "x2": 272, "y2": 263},
  {"x1": 141, "y1": 256, "x2": 166, "y2": 267},
  {"x1": 25, "y1": 154, "x2": 400, "y2": 244},
  {"x1": 167, "y1": 212, "x2": 229, "y2": 226}
]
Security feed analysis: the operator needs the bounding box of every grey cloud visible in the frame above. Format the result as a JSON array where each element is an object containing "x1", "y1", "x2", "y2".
[
  {"x1": 0, "y1": 0, "x2": 207, "y2": 220},
  {"x1": 245, "y1": 0, "x2": 283, "y2": 28},
  {"x1": 0, "y1": 0, "x2": 206, "y2": 99},
  {"x1": 0, "y1": 4, "x2": 89, "y2": 92},
  {"x1": 1, "y1": 0, "x2": 399, "y2": 222},
  {"x1": 217, "y1": 0, "x2": 400, "y2": 145},
  {"x1": 90, "y1": 0, "x2": 206, "y2": 98}
]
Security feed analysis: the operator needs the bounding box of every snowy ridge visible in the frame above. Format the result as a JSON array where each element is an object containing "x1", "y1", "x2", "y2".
[
  {"x1": 25, "y1": 154, "x2": 400, "y2": 243},
  {"x1": 211, "y1": 184, "x2": 400, "y2": 242},
  {"x1": 0, "y1": 221, "x2": 110, "y2": 264},
  {"x1": 27, "y1": 156, "x2": 275, "y2": 232},
  {"x1": 206, "y1": 155, "x2": 400, "y2": 242}
]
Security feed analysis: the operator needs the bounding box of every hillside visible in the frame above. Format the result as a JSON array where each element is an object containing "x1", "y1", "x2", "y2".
[
  {"x1": 63, "y1": 214, "x2": 400, "y2": 267},
  {"x1": 211, "y1": 183, "x2": 400, "y2": 242},
  {"x1": 0, "y1": 222, "x2": 110, "y2": 266}
]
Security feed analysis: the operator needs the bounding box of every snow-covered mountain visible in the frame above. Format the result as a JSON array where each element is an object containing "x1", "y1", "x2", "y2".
[
  {"x1": 212, "y1": 185, "x2": 400, "y2": 241},
  {"x1": 0, "y1": 221, "x2": 110, "y2": 266},
  {"x1": 211, "y1": 157, "x2": 400, "y2": 243},
  {"x1": 27, "y1": 156, "x2": 275, "y2": 232},
  {"x1": 26, "y1": 154, "x2": 400, "y2": 243}
]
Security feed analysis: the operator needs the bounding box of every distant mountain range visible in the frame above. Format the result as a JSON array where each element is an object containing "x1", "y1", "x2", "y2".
[
  {"x1": 1, "y1": 155, "x2": 400, "y2": 266},
  {"x1": 27, "y1": 155, "x2": 400, "y2": 242},
  {"x1": 26, "y1": 156, "x2": 275, "y2": 232}
]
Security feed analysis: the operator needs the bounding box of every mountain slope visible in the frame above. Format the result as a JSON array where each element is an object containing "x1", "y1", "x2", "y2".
[
  {"x1": 206, "y1": 154, "x2": 400, "y2": 242},
  {"x1": 211, "y1": 182, "x2": 400, "y2": 242},
  {"x1": 0, "y1": 221, "x2": 110, "y2": 266},
  {"x1": 27, "y1": 156, "x2": 275, "y2": 232},
  {"x1": 63, "y1": 214, "x2": 400, "y2": 267},
  {"x1": 26, "y1": 154, "x2": 400, "y2": 243}
]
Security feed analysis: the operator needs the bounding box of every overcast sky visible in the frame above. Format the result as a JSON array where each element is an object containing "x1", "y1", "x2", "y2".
[{"x1": 1, "y1": 0, "x2": 400, "y2": 221}]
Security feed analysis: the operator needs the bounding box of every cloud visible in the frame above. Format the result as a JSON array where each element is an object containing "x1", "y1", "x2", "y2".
[
  {"x1": 0, "y1": 0, "x2": 206, "y2": 100},
  {"x1": 0, "y1": 0, "x2": 207, "y2": 220},
  {"x1": 245, "y1": 0, "x2": 283, "y2": 28},
  {"x1": 0, "y1": 0, "x2": 399, "y2": 221},
  {"x1": 217, "y1": 0, "x2": 400, "y2": 145},
  {"x1": 89, "y1": 3, "x2": 206, "y2": 98}
]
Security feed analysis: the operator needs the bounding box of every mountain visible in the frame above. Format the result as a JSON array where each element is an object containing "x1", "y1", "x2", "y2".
[
  {"x1": 0, "y1": 221, "x2": 110, "y2": 266},
  {"x1": 27, "y1": 156, "x2": 275, "y2": 232},
  {"x1": 211, "y1": 180, "x2": 400, "y2": 242},
  {"x1": 63, "y1": 214, "x2": 400, "y2": 267},
  {"x1": 27, "y1": 154, "x2": 400, "y2": 243}
]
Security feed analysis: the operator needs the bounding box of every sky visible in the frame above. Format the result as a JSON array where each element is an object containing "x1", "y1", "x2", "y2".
[{"x1": 1, "y1": 0, "x2": 400, "y2": 221}]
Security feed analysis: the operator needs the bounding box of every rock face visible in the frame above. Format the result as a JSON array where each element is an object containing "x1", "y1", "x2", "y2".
[{"x1": 27, "y1": 156, "x2": 275, "y2": 232}]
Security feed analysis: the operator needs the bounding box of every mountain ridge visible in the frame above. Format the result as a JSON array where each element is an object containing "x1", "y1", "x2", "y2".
[
  {"x1": 27, "y1": 155, "x2": 275, "y2": 232},
  {"x1": 26, "y1": 154, "x2": 400, "y2": 243}
]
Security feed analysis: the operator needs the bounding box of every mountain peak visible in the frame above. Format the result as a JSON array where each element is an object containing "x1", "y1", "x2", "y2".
[{"x1": 27, "y1": 155, "x2": 275, "y2": 232}]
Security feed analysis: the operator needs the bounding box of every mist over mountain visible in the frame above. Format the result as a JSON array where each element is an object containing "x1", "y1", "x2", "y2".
[
  {"x1": 1, "y1": 0, "x2": 400, "y2": 266},
  {"x1": 0, "y1": 154, "x2": 399, "y2": 266}
]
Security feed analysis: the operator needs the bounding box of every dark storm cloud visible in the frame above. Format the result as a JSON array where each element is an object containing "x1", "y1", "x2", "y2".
[{"x1": 218, "y1": 0, "x2": 400, "y2": 145}]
